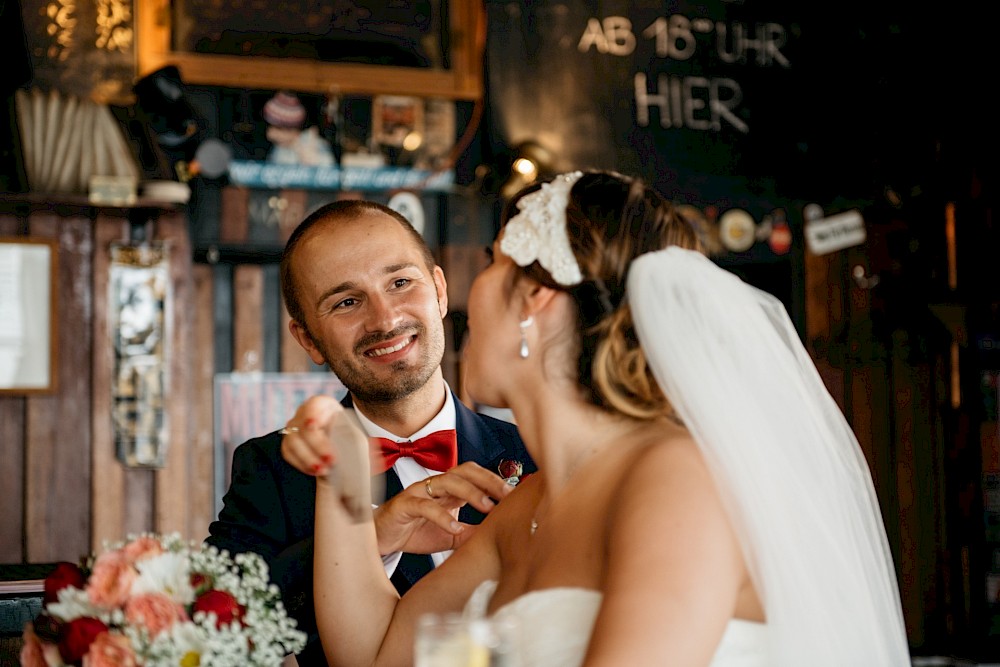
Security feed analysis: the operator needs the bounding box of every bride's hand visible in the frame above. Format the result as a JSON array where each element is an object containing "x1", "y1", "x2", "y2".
[{"x1": 280, "y1": 396, "x2": 374, "y2": 521}]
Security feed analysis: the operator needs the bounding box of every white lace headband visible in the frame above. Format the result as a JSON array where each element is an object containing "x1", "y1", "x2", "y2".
[{"x1": 499, "y1": 171, "x2": 584, "y2": 286}]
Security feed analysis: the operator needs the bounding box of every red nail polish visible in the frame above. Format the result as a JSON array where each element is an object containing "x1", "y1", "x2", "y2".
[
  {"x1": 310, "y1": 463, "x2": 322, "y2": 474},
  {"x1": 321, "y1": 454, "x2": 333, "y2": 464},
  {"x1": 304, "y1": 418, "x2": 316, "y2": 428}
]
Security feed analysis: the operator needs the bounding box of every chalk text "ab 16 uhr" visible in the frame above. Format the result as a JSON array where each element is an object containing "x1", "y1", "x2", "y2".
[{"x1": 578, "y1": 15, "x2": 791, "y2": 134}]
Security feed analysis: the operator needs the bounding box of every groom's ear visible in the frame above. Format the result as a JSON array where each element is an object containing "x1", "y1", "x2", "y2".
[{"x1": 289, "y1": 319, "x2": 327, "y2": 366}]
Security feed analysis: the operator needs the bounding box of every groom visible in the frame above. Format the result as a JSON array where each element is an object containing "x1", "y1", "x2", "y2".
[{"x1": 207, "y1": 200, "x2": 534, "y2": 666}]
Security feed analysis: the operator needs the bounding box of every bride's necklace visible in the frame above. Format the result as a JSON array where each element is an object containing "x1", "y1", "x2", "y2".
[
  {"x1": 528, "y1": 415, "x2": 680, "y2": 536},
  {"x1": 528, "y1": 443, "x2": 603, "y2": 537}
]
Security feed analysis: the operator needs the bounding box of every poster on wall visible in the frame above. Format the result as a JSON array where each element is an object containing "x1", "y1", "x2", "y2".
[
  {"x1": 109, "y1": 243, "x2": 170, "y2": 467},
  {"x1": 213, "y1": 373, "x2": 347, "y2": 513}
]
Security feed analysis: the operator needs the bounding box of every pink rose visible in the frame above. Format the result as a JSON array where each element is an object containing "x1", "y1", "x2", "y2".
[
  {"x1": 193, "y1": 589, "x2": 244, "y2": 628},
  {"x1": 44, "y1": 561, "x2": 87, "y2": 604},
  {"x1": 83, "y1": 631, "x2": 137, "y2": 667},
  {"x1": 122, "y1": 536, "x2": 164, "y2": 563},
  {"x1": 86, "y1": 551, "x2": 136, "y2": 609},
  {"x1": 124, "y1": 592, "x2": 188, "y2": 636},
  {"x1": 59, "y1": 617, "x2": 109, "y2": 665}
]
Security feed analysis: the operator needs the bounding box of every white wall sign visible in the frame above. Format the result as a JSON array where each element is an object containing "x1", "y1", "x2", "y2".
[
  {"x1": 804, "y1": 209, "x2": 866, "y2": 255},
  {"x1": 0, "y1": 238, "x2": 56, "y2": 393}
]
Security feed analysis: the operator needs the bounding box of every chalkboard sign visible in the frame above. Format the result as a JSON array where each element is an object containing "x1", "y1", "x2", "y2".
[
  {"x1": 484, "y1": 0, "x2": 941, "y2": 206},
  {"x1": 137, "y1": 1, "x2": 484, "y2": 99}
]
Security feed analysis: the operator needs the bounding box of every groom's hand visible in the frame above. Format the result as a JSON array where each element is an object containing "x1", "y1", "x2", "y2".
[{"x1": 374, "y1": 462, "x2": 514, "y2": 555}]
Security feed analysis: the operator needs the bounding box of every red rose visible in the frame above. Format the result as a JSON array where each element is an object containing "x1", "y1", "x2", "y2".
[
  {"x1": 193, "y1": 589, "x2": 244, "y2": 628},
  {"x1": 58, "y1": 617, "x2": 108, "y2": 665},
  {"x1": 44, "y1": 562, "x2": 86, "y2": 604}
]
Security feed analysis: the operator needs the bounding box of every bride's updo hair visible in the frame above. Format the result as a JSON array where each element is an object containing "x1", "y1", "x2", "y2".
[{"x1": 502, "y1": 170, "x2": 702, "y2": 419}]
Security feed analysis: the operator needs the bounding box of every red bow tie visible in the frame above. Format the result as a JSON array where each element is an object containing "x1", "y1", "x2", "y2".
[{"x1": 373, "y1": 429, "x2": 458, "y2": 473}]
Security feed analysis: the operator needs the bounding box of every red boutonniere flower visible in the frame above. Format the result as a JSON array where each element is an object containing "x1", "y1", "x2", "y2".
[{"x1": 498, "y1": 459, "x2": 524, "y2": 484}]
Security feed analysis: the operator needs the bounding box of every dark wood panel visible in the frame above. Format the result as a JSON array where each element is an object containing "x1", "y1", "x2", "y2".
[
  {"x1": 190, "y1": 264, "x2": 216, "y2": 539},
  {"x1": 221, "y1": 187, "x2": 250, "y2": 243},
  {"x1": 122, "y1": 469, "x2": 155, "y2": 537},
  {"x1": 233, "y1": 265, "x2": 264, "y2": 372},
  {"x1": 0, "y1": 397, "x2": 25, "y2": 562},
  {"x1": 854, "y1": 364, "x2": 901, "y2": 554},
  {"x1": 892, "y1": 338, "x2": 946, "y2": 648},
  {"x1": 441, "y1": 243, "x2": 488, "y2": 313},
  {"x1": 275, "y1": 192, "x2": 315, "y2": 373},
  {"x1": 90, "y1": 215, "x2": 128, "y2": 549},
  {"x1": 0, "y1": 220, "x2": 29, "y2": 563},
  {"x1": 24, "y1": 213, "x2": 92, "y2": 562},
  {"x1": 279, "y1": 189, "x2": 308, "y2": 242},
  {"x1": 0, "y1": 214, "x2": 18, "y2": 234},
  {"x1": 804, "y1": 247, "x2": 848, "y2": 411},
  {"x1": 155, "y1": 214, "x2": 194, "y2": 535}
]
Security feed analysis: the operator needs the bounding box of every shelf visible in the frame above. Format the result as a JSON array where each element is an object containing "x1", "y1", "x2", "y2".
[{"x1": 226, "y1": 161, "x2": 455, "y2": 192}]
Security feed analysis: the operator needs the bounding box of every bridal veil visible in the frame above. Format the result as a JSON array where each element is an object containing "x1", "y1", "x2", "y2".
[{"x1": 629, "y1": 247, "x2": 910, "y2": 666}]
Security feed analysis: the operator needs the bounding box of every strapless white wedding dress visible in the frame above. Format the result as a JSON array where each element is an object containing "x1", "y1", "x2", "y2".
[{"x1": 464, "y1": 581, "x2": 768, "y2": 667}]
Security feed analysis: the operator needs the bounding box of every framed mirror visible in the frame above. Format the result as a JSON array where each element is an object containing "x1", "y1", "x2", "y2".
[{"x1": 136, "y1": 1, "x2": 484, "y2": 100}]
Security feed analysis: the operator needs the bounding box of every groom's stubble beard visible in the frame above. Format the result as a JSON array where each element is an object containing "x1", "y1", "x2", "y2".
[{"x1": 315, "y1": 318, "x2": 446, "y2": 405}]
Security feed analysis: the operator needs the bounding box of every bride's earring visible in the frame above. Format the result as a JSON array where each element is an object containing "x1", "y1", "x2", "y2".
[{"x1": 519, "y1": 316, "x2": 534, "y2": 359}]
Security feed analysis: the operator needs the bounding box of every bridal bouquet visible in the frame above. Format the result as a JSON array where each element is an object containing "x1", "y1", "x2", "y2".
[{"x1": 20, "y1": 534, "x2": 306, "y2": 667}]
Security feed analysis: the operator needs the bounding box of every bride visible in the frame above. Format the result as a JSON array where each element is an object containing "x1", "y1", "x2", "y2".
[{"x1": 279, "y1": 170, "x2": 910, "y2": 666}]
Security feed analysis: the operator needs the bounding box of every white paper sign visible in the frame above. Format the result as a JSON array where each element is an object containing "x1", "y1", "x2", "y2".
[
  {"x1": 804, "y1": 209, "x2": 866, "y2": 255},
  {"x1": 0, "y1": 243, "x2": 52, "y2": 389}
]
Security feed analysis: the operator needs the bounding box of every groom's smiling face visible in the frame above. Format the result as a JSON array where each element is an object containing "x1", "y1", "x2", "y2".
[{"x1": 287, "y1": 212, "x2": 449, "y2": 404}]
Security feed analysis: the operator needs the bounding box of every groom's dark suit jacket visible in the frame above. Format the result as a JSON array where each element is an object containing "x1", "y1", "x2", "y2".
[{"x1": 206, "y1": 392, "x2": 532, "y2": 667}]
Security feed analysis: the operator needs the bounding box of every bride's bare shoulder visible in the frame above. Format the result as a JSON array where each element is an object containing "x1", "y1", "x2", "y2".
[{"x1": 622, "y1": 425, "x2": 715, "y2": 493}]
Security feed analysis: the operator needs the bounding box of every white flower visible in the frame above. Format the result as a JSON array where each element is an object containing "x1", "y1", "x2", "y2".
[
  {"x1": 132, "y1": 551, "x2": 195, "y2": 604},
  {"x1": 47, "y1": 586, "x2": 100, "y2": 622},
  {"x1": 148, "y1": 620, "x2": 207, "y2": 666}
]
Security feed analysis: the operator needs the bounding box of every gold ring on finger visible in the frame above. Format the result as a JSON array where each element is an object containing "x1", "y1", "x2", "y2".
[
  {"x1": 425, "y1": 477, "x2": 435, "y2": 498},
  {"x1": 279, "y1": 426, "x2": 300, "y2": 435}
]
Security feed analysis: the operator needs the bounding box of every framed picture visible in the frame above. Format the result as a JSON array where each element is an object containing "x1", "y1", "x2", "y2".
[
  {"x1": 0, "y1": 237, "x2": 58, "y2": 394},
  {"x1": 372, "y1": 95, "x2": 425, "y2": 149},
  {"x1": 136, "y1": 1, "x2": 484, "y2": 100}
]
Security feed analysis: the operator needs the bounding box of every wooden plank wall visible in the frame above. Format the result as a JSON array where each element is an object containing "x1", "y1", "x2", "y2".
[
  {"x1": 0, "y1": 214, "x2": 27, "y2": 564},
  {"x1": 0, "y1": 204, "x2": 214, "y2": 563},
  {"x1": 804, "y1": 233, "x2": 956, "y2": 653}
]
